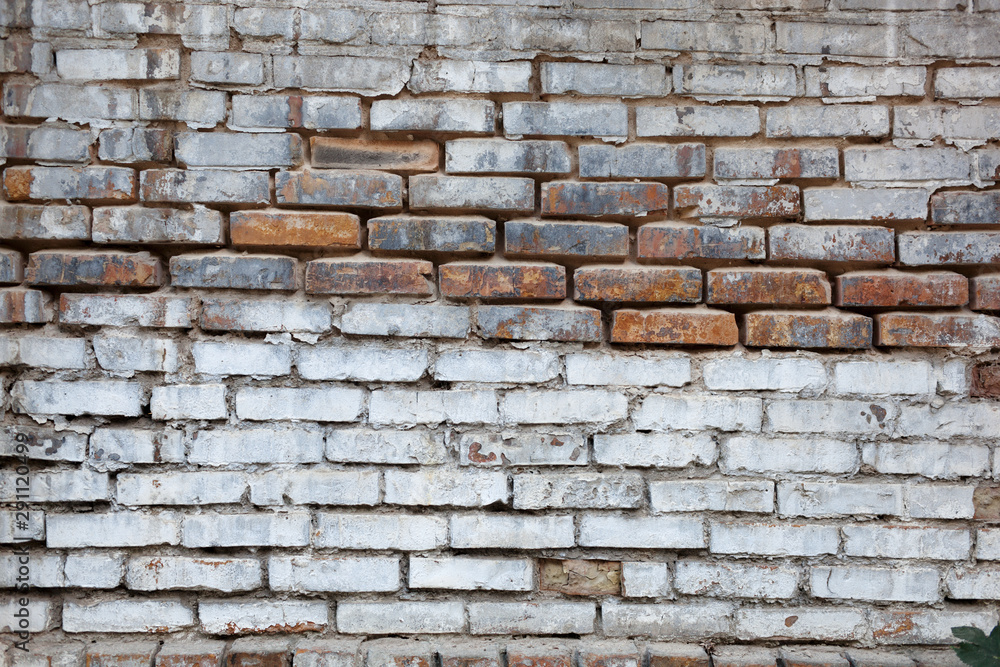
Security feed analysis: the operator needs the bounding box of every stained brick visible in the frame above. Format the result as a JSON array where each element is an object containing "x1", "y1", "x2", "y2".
[
  {"x1": 973, "y1": 364, "x2": 1000, "y2": 398},
  {"x1": 0, "y1": 205, "x2": 90, "y2": 242},
  {"x1": 540, "y1": 560, "x2": 621, "y2": 596},
  {"x1": 766, "y1": 106, "x2": 890, "y2": 138},
  {"x1": 611, "y1": 308, "x2": 739, "y2": 345},
  {"x1": 836, "y1": 271, "x2": 969, "y2": 308},
  {"x1": 170, "y1": 254, "x2": 298, "y2": 291},
  {"x1": 59, "y1": 294, "x2": 194, "y2": 328},
  {"x1": 446, "y1": 139, "x2": 572, "y2": 175},
  {"x1": 92, "y1": 207, "x2": 223, "y2": 244},
  {"x1": 579, "y1": 144, "x2": 706, "y2": 179},
  {"x1": 1, "y1": 126, "x2": 91, "y2": 162},
  {"x1": 804, "y1": 188, "x2": 929, "y2": 222},
  {"x1": 505, "y1": 220, "x2": 628, "y2": 261},
  {"x1": 311, "y1": 137, "x2": 439, "y2": 171},
  {"x1": 4, "y1": 166, "x2": 136, "y2": 202},
  {"x1": 574, "y1": 266, "x2": 702, "y2": 303},
  {"x1": 931, "y1": 191, "x2": 1000, "y2": 225},
  {"x1": 877, "y1": 312, "x2": 1000, "y2": 347},
  {"x1": 371, "y1": 99, "x2": 496, "y2": 133},
  {"x1": 175, "y1": 132, "x2": 302, "y2": 169},
  {"x1": 742, "y1": 310, "x2": 873, "y2": 349},
  {"x1": 477, "y1": 305, "x2": 603, "y2": 342},
  {"x1": 503, "y1": 102, "x2": 628, "y2": 138},
  {"x1": 675, "y1": 185, "x2": 800, "y2": 219},
  {"x1": 368, "y1": 216, "x2": 496, "y2": 256},
  {"x1": 26, "y1": 251, "x2": 162, "y2": 288},
  {"x1": 410, "y1": 175, "x2": 534, "y2": 213},
  {"x1": 638, "y1": 223, "x2": 766, "y2": 261},
  {"x1": 648, "y1": 644, "x2": 711, "y2": 667},
  {"x1": 708, "y1": 268, "x2": 831, "y2": 305},
  {"x1": 0, "y1": 250, "x2": 23, "y2": 284},
  {"x1": 636, "y1": 106, "x2": 760, "y2": 137},
  {"x1": 200, "y1": 298, "x2": 331, "y2": 334},
  {"x1": 440, "y1": 263, "x2": 566, "y2": 300},
  {"x1": 675, "y1": 64, "x2": 796, "y2": 99},
  {"x1": 898, "y1": 231, "x2": 1000, "y2": 265},
  {"x1": 305, "y1": 258, "x2": 433, "y2": 296},
  {"x1": 769, "y1": 225, "x2": 895, "y2": 263},
  {"x1": 714, "y1": 148, "x2": 839, "y2": 180},
  {"x1": 231, "y1": 94, "x2": 362, "y2": 130},
  {"x1": 542, "y1": 182, "x2": 670, "y2": 218},
  {"x1": 140, "y1": 169, "x2": 269, "y2": 204},
  {"x1": 972, "y1": 275, "x2": 1000, "y2": 310},
  {"x1": 230, "y1": 211, "x2": 361, "y2": 249},
  {"x1": 277, "y1": 171, "x2": 403, "y2": 209},
  {"x1": 542, "y1": 62, "x2": 670, "y2": 96},
  {"x1": 138, "y1": 90, "x2": 226, "y2": 127}
]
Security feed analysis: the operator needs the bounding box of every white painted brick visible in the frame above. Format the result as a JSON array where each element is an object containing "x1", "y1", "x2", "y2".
[
  {"x1": 937, "y1": 359, "x2": 969, "y2": 395},
  {"x1": 192, "y1": 341, "x2": 292, "y2": 376},
  {"x1": 710, "y1": 522, "x2": 838, "y2": 556},
  {"x1": 907, "y1": 484, "x2": 975, "y2": 519},
  {"x1": 62, "y1": 553, "x2": 122, "y2": 589},
  {"x1": 803, "y1": 188, "x2": 929, "y2": 222},
  {"x1": 515, "y1": 472, "x2": 643, "y2": 509},
  {"x1": 297, "y1": 345, "x2": 428, "y2": 382},
  {"x1": 844, "y1": 525, "x2": 971, "y2": 559},
  {"x1": 0, "y1": 510, "x2": 44, "y2": 543},
  {"x1": 594, "y1": 433, "x2": 717, "y2": 468},
  {"x1": 0, "y1": 469, "x2": 107, "y2": 502},
  {"x1": 566, "y1": 353, "x2": 691, "y2": 386},
  {"x1": 870, "y1": 609, "x2": 999, "y2": 645},
  {"x1": 338, "y1": 602, "x2": 464, "y2": 634},
  {"x1": 675, "y1": 561, "x2": 799, "y2": 599},
  {"x1": 862, "y1": 442, "x2": 990, "y2": 479},
  {"x1": 409, "y1": 60, "x2": 532, "y2": 94},
  {"x1": 269, "y1": 556, "x2": 400, "y2": 593},
  {"x1": 541, "y1": 62, "x2": 670, "y2": 97},
  {"x1": 63, "y1": 600, "x2": 193, "y2": 633},
  {"x1": 766, "y1": 399, "x2": 896, "y2": 435},
  {"x1": 458, "y1": 432, "x2": 586, "y2": 466},
  {"x1": 935, "y1": 67, "x2": 1000, "y2": 99},
  {"x1": 339, "y1": 303, "x2": 470, "y2": 338},
  {"x1": 116, "y1": 472, "x2": 246, "y2": 506},
  {"x1": 722, "y1": 435, "x2": 858, "y2": 474},
  {"x1": 435, "y1": 349, "x2": 559, "y2": 383},
  {"x1": 636, "y1": 106, "x2": 760, "y2": 137},
  {"x1": 187, "y1": 428, "x2": 325, "y2": 464},
  {"x1": 450, "y1": 514, "x2": 575, "y2": 549},
  {"x1": 0, "y1": 552, "x2": 63, "y2": 588},
  {"x1": 201, "y1": 298, "x2": 331, "y2": 333},
  {"x1": 844, "y1": 147, "x2": 972, "y2": 184},
  {"x1": 736, "y1": 607, "x2": 868, "y2": 641},
  {"x1": 468, "y1": 602, "x2": 595, "y2": 635},
  {"x1": 191, "y1": 51, "x2": 264, "y2": 85},
  {"x1": 182, "y1": 513, "x2": 311, "y2": 547},
  {"x1": 316, "y1": 513, "x2": 448, "y2": 550},
  {"x1": 834, "y1": 361, "x2": 934, "y2": 395},
  {"x1": 90, "y1": 428, "x2": 183, "y2": 468},
  {"x1": 15, "y1": 336, "x2": 87, "y2": 369},
  {"x1": 327, "y1": 429, "x2": 447, "y2": 464},
  {"x1": 151, "y1": 384, "x2": 226, "y2": 420},
  {"x1": 702, "y1": 358, "x2": 827, "y2": 392},
  {"x1": 579, "y1": 516, "x2": 704, "y2": 549},
  {"x1": 811, "y1": 566, "x2": 940, "y2": 602},
  {"x1": 0, "y1": 426, "x2": 86, "y2": 463},
  {"x1": 634, "y1": 395, "x2": 763, "y2": 432},
  {"x1": 410, "y1": 556, "x2": 533, "y2": 591},
  {"x1": 805, "y1": 65, "x2": 926, "y2": 98},
  {"x1": 947, "y1": 568, "x2": 1000, "y2": 600},
  {"x1": 502, "y1": 390, "x2": 628, "y2": 424},
  {"x1": 126, "y1": 556, "x2": 261, "y2": 592},
  {"x1": 56, "y1": 48, "x2": 180, "y2": 81},
  {"x1": 897, "y1": 403, "x2": 1000, "y2": 438},
  {"x1": 384, "y1": 469, "x2": 508, "y2": 507},
  {"x1": 13, "y1": 380, "x2": 142, "y2": 417},
  {"x1": 250, "y1": 470, "x2": 378, "y2": 507},
  {"x1": 779, "y1": 482, "x2": 904, "y2": 518},
  {"x1": 370, "y1": 390, "x2": 497, "y2": 426},
  {"x1": 0, "y1": 597, "x2": 52, "y2": 633},
  {"x1": 621, "y1": 562, "x2": 671, "y2": 598},
  {"x1": 766, "y1": 106, "x2": 889, "y2": 137},
  {"x1": 602, "y1": 601, "x2": 734, "y2": 638},
  {"x1": 47, "y1": 512, "x2": 180, "y2": 548},
  {"x1": 235, "y1": 387, "x2": 364, "y2": 422},
  {"x1": 674, "y1": 64, "x2": 796, "y2": 100},
  {"x1": 978, "y1": 528, "x2": 1000, "y2": 560},
  {"x1": 650, "y1": 480, "x2": 774, "y2": 513},
  {"x1": 199, "y1": 600, "x2": 328, "y2": 635},
  {"x1": 93, "y1": 335, "x2": 179, "y2": 374}
]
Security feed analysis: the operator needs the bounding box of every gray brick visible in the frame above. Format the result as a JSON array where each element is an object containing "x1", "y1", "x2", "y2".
[
  {"x1": 175, "y1": 132, "x2": 302, "y2": 168},
  {"x1": 675, "y1": 64, "x2": 796, "y2": 100},
  {"x1": 191, "y1": 51, "x2": 264, "y2": 85},
  {"x1": 0, "y1": 205, "x2": 89, "y2": 241},
  {"x1": 368, "y1": 215, "x2": 496, "y2": 255},
  {"x1": 770, "y1": 225, "x2": 895, "y2": 263},
  {"x1": 299, "y1": 8, "x2": 367, "y2": 42},
  {"x1": 806, "y1": 66, "x2": 926, "y2": 98},
  {"x1": 410, "y1": 175, "x2": 533, "y2": 213},
  {"x1": 898, "y1": 231, "x2": 1000, "y2": 265},
  {"x1": 273, "y1": 55, "x2": 410, "y2": 96},
  {"x1": 92, "y1": 207, "x2": 223, "y2": 244},
  {"x1": 141, "y1": 169, "x2": 269, "y2": 204},
  {"x1": 804, "y1": 188, "x2": 928, "y2": 222},
  {"x1": 371, "y1": 99, "x2": 495, "y2": 133},
  {"x1": 446, "y1": 139, "x2": 571, "y2": 175},
  {"x1": 201, "y1": 298, "x2": 331, "y2": 333},
  {"x1": 91, "y1": 427, "x2": 183, "y2": 468},
  {"x1": 138, "y1": 90, "x2": 226, "y2": 128},
  {"x1": 541, "y1": 62, "x2": 670, "y2": 96},
  {"x1": 845, "y1": 148, "x2": 973, "y2": 183},
  {"x1": 935, "y1": 67, "x2": 1000, "y2": 99},
  {"x1": 767, "y1": 106, "x2": 889, "y2": 138},
  {"x1": 505, "y1": 219, "x2": 628, "y2": 260},
  {"x1": 715, "y1": 148, "x2": 838, "y2": 180},
  {"x1": 776, "y1": 21, "x2": 896, "y2": 57},
  {"x1": 636, "y1": 106, "x2": 759, "y2": 137},
  {"x1": 233, "y1": 7, "x2": 296, "y2": 38},
  {"x1": 230, "y1": 95, "x2": 362, "y2": 130},
  {"x1": 0, "y1": 125, "x2": 90, "y2": 162},
  {"x1": 339, "y1": 303, "x2": 470, "y2": 338},
  {"x1": 56, "y1": 48, "x2": 179, "y2": 80},
  {"x1": 477, "y1": 305, "x2": 602, "y2": 342},
  {"x1": 931, "y1": 191, "x2": 1000, "y2": 225},
  {"x1": 3, "y1": 83, "x2": 136, "y2": 122},
  {"x1": 503, "y1": 102, "x2": 628, "y2": 139},
  {"x1": 98, "y1": 128, "x2": 172, "y2": 163},
  {"x1": 170, "y1": 254, "x2": 297, "y2": 290},
  {"x1": 895, "y1": 106, "x2": 1000, "y2": 146},
  {"x1": 409, "y1": 60, "x2": 532, "y2": 93},
  {"x1": 642, "y1": 21, "x2": 769, "y2": 54},
  {"x1": 580, "y1": 143, "x2": 706, "y2": 178}
]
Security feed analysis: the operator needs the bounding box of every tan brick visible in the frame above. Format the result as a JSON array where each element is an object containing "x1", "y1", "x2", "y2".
[{"x1": 540, "y1": 559, "x2": 621, "y2": 596}]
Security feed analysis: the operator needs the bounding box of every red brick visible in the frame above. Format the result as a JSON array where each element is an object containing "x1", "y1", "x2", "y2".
[
  {"x1": 440, "y1": 644, "x2": 502, "y2": 667},
  {"x1": 647, "y1": 645, "x2": 711, "y2": 667},
  {"x1": 507, "y1": 641, "x2": 576, "y2": 667},
  {"x1": 540, "y1": 559, "x2": 621, "y2": 596},
  {"x1": 25, "y1": 250, "x2": 162, "y2": 288},
  {"x1": 305, "y1": 258, "x2": 433, "y2": 295},
  {"x1": 86, "y1": 643, "x2": 159, "y2": 667},
  {"x1": 477, "y1": 305, "x2": 602, "y2": 342},
  {"x1": 972, "y1": 363, "x2": 1000, "y2": 398},
  {"x1": 366, "y1": 641, "x2": 435, "y2": 667},
  {"x1": 972, "y1": 274, "x2": 1000, "y2": 310},
  {"x1": 707, "y1": 268, "x2": 830, "y2": 306},
  {"x1": 876, "y1": 312, "x2": 1000, "y2": 347},
  {"x1": 2, "y1": 39, "x2": 32, "y2": 73},
  {"x1": 574, "y1": 266, "x2": 702, "y2": 303},
  {"x1": 674, "y1": 184, "x2": 800, "y2": 219},
  {"x1": 440, "y1": 263, "x2": 566, "y2": 300},
  {"x1": 836, "y1": 271, "x2": 969, "y2": 308},
  {"x1": 742, "y1": 310, "x2": 872, "y2": 349},
  {"x1": 611, "y1": 308, "x2": 738, "y2": 346},
  {"x1": 310, "y1": 137, "x2": 439, "y2": 171},
  {"x1": 579, "y1": 645, "x2": 641, "y2": 667},
  {"x1": 541, "y1": 182, "x2": 670, "y2": 218},
  {"x1": 0, "y1": 288, "x2": 49, "y2": 323},
  {"x1": 637, "y1": 223, "x2": 765, "y2": 261},
  {"x1": 226, "y1": 638, "x2": 290, "y2": 667},
  {"x1": 156, "y1": 641, "x2": 226, "y2": 667},
  {"x1": 230, "y1": 211, "x2": 361, "y2": 249},
  {"x1": 276, "y1": 170, "x2": 403, "y2": 208},
  {"x1": 769, "y1": 225, "x2": 895, "y2": 264}
]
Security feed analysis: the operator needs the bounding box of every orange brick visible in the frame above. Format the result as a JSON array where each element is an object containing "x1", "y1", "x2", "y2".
[
  {"x1": 611, "y1": 308, "x2": 738, "y2": 345},
  {"x1": 440, "y1": 263, "x2": 566, "y2": 300},
  {"x1": 305, "y1": 258, "x2": 432, "y2": 295},
  {"x1": 836, "y1": 271, "x2": 968, "y2": 308},
  {"x1": 574, "y1": 266, "x2": 702, "y2": 303},
  {"x1": 707, "y1": 267, "x2": 830, "y2": 306},
  {"x1": 26, "y1": 250, "x2": 163, "y2": 288},
  {"x1": 876, "y1": 312, "x2": 1000, "y2": 347},
  {"x1": 637, "y1": 223, "x2": 765, "y2": 261},
  {"x1": 230, "y1": 211, "x2": 361, "y2": 249},
  {"x1": 742, "y1": 310, "x2": 872, "y2": 349},
  {"x1": 972, "y1": 274, "x2": 1000, "y2": 310},
  {"x1": 310, "y1": 137, "x2": 439, "y2": 171},
  {"x1": 507, "y1": 642, "x2": 575, "y2": 667}
]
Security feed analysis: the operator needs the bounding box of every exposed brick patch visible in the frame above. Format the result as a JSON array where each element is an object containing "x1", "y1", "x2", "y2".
[{"x1": 611, "y1": 308, "x2": 739, "y2": 345}]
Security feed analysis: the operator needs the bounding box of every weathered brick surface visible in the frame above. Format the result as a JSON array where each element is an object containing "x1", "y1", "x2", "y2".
[
  {"x1": 171, "y1": 254, "x2": 298, "y2": 291},
  {"x1": 505, "y1": 220, "x2": 628, "y2": 261},
  {"x1": 574, "y1": 267, "x2": 702, "y2": 303},
  {"x1": 26, "y1": 251, "x2": 162, "y2": 288},
  {"x1": 742, "y1": 310, "x2": 873, "y2": 349},
  {"x1": 311, "y1": 137, "x2": 439, "y2": 172},
  {"x1": 707, "y1": 268, "x2": 831, "y2": 305},
  {"x1": 542, "y1": 182, "x2": 670, "y2": 218},
  {"x1": 674, "y1": 185, "x2": 800, "y2": 219},
  {"x1": 5, "y1": 166, "x2": 136, "y2": 202},
  {"x1": 277, "y1": 171, "x2": 403, "y2": 209},
  {"x1": 877, "y1": 312, "x2": 1000, "y2": 347},
  {"x1": 441, "y1": 263, "x2": 566, "y2": 300},
  {"x1": 770, "y1": 225, "x2": 895, "y2": 263},
  {"x1": 836, "y1": 271, "x2": 969, "y2": 308},
  {"x1": 638, "y1": 223, "x2": 766, "y2": 261},
  {"x1": 715, "y1": 148, "x2": 839, "y2": 180},
  {"x1": 612, "y1": 308, "x2": 739, "y2": 346},
  {"x1": 306, "y1": 258, "x2": 433, "y2": 296},
  {"x1": 230, "y1": 211, "x2": 361, "y2": 249}
]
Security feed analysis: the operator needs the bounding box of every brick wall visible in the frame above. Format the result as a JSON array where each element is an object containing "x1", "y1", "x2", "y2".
[{"x1": 2, "y1": 0, "x2": 1000, "y2": 663}]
